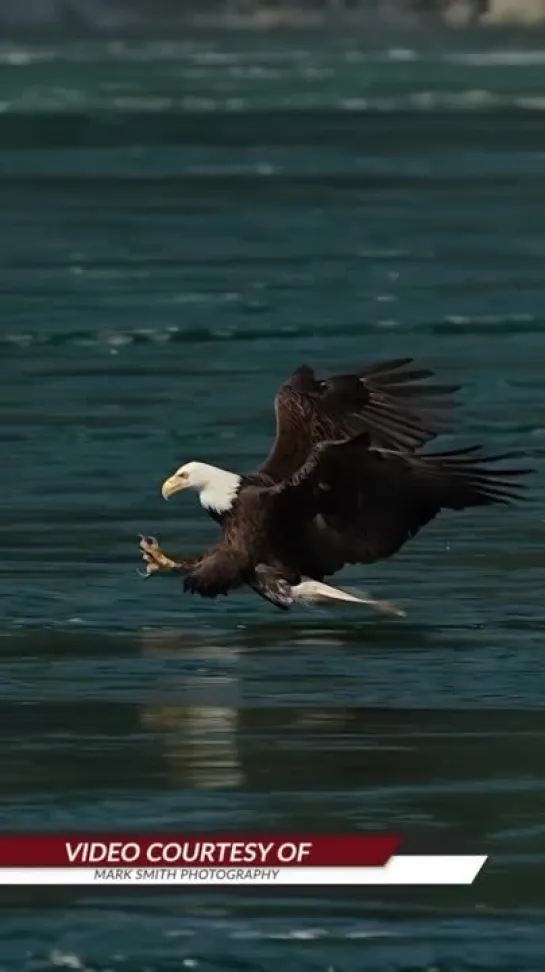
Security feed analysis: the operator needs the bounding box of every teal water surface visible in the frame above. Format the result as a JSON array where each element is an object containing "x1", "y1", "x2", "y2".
[{"x1": 2, "y1": 34, "x2": 545, "y2": 972}]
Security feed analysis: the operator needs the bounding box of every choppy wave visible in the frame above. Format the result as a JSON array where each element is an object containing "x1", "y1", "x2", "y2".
[
  {"x1": 1, "y1": 312, "x2": 541, "y2": 353},
  {"x1": 3, "y1": 89, "x2": 545, "y2": 116},
  {"x1": 3, "y1": 40, "x2": 545, "y2": 65},
  {"x1": 2, "y1": 39, "x2": 545, "y2": 124}
]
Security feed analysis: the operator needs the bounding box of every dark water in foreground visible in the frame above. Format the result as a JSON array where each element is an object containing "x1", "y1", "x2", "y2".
[{"x1": 2, "y1": 35, "x2": 545, "y2": 972}]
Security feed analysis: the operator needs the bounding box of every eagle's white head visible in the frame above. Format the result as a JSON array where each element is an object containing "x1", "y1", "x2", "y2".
[{"x1": 161, "y1": 461, "x2": 241, "y2": 514}]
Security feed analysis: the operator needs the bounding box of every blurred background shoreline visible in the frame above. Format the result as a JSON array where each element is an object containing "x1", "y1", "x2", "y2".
[{"x1": 2, "y1": 0, "x2": 545, "y2": 39}]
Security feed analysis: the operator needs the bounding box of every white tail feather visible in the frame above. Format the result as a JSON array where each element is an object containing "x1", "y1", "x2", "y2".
[{"x1": 290, "y1": 579, "x2": 406, "y2": 617}]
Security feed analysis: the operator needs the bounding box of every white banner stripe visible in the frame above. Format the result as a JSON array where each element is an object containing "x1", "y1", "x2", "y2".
[{"x1": 0, "y1": 856, "x2": 487, "y2": 885}]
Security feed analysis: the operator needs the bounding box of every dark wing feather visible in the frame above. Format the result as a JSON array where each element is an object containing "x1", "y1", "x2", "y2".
[
  {"x1": 183, "y1": 544, "x2": 249, "y2": 598},
  {"x1": 258, "y1": 359, "x2": 459, "y2": 483},
  {"x1": 272, "y1": 437, "x2": 531, "y2": 575}
]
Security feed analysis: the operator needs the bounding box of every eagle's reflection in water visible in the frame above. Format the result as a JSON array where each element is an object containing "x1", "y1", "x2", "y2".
[{"x1": 139, "y1": 628, "x2": 244, "y2": 789}]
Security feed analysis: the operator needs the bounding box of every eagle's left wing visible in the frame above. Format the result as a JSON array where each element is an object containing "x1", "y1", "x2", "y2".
[{"x1": 257, "y1": 358, "x2": 458, "y2": 483}]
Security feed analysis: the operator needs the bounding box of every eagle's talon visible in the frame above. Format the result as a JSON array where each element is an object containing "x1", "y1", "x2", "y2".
[
  {"x1": 137, "y1": 566, "x2": 156, "y2": 578},
  {"x1": 138, "y1": 535, "x2": 179, "y2": 573},
  {"x1": 139, "y1": 537, "x2": 160, "y2": 556}
]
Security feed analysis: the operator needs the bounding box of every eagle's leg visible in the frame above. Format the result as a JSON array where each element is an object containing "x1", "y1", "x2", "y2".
[
  {"x1": 251, "y1": 564, "x2": 295, "y2": 610},
  {"x1": 138, "y1": 536, "x2": 185, "y2": 576}
]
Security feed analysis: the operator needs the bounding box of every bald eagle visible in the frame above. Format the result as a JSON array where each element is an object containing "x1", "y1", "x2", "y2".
[{"x1": 140, "y1": 359, "x2": 529, "y2": 611}]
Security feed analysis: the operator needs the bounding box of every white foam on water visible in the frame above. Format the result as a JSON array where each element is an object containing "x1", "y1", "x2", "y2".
[{"x1": 49, "y1": 952, "x2": 86, "y2": 970}]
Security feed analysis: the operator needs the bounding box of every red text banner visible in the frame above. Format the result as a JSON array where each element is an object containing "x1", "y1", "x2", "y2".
[{"x1": 0, "y1": 835, "x2": 401, "y2": 868}]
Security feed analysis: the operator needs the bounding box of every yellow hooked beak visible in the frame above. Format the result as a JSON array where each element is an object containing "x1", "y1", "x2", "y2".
[{"x1": 161, "y1": 473, "x2": 188, "y2": 500}]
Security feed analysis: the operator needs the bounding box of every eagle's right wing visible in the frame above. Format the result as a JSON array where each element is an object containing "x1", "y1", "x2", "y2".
[{"x1": 272, "y1": 437, "x2": 530, "y2": 575}]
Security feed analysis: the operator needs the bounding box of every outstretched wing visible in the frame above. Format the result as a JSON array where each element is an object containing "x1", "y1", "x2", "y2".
[
  {"x1": 257, "y1": 359, "x2": 459, "y2": 483},
  {"x1": 272, "y1": 437, "x2": 531, "y2": 576}
]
